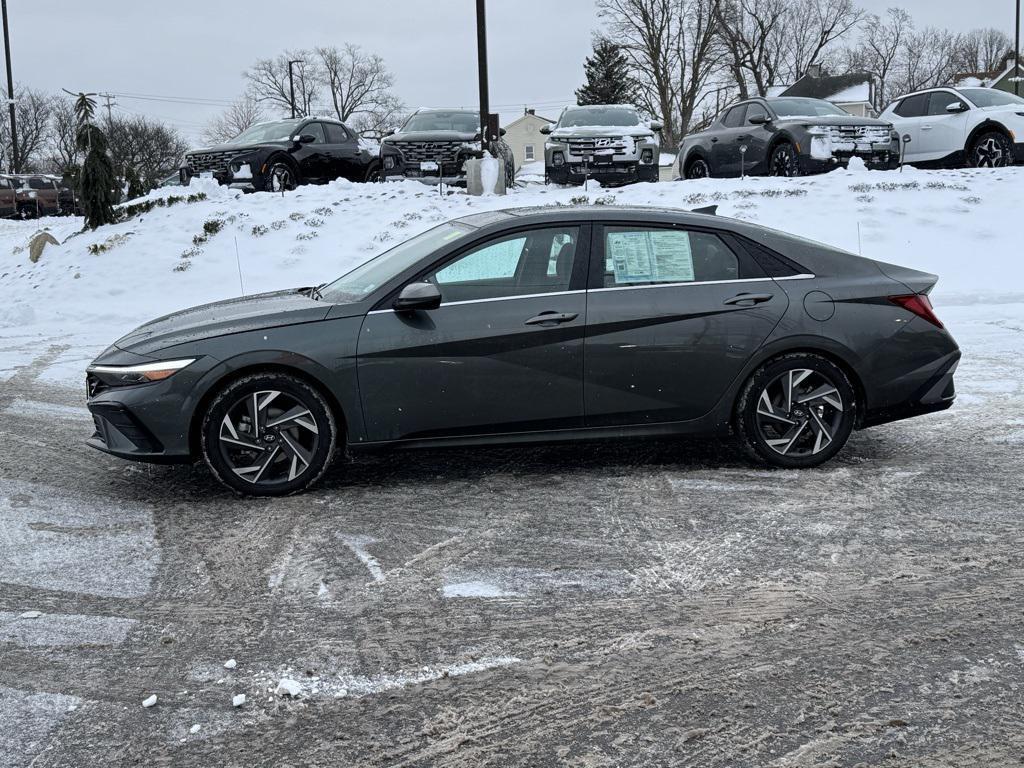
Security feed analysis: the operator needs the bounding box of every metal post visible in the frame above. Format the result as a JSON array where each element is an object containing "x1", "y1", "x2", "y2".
[
  {"x1": 288, "y1": 59, "x2": 302, "y2": 119},
  {"x1": 475, "y1": 0, "x2": 489, "y2": 154},
  {"x1": 1, "y1": 0, "x2": 18, "y2": 174},
  {"x1": 1011, "y1": 0, "x2": 1019, "y2": 96}
]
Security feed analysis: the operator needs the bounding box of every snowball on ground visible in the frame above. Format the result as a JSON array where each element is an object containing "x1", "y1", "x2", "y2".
[
  {"x1": 232, "y1": 694, "x2": 246, "y2": 707},
  {"x1": 275, "y1": 679, "x2": 302, "y2": 697},
  {"x1": 223, "y1": 659, "x2": 236, "y2": 669},
  {"x1": 142, "y1": 695, "x2": 157, "y2": 708}
]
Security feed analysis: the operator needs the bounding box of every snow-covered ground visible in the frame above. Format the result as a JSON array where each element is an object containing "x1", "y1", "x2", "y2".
[{"x1": 0, "y1": 165, "x2": 1021, "y2": 386}]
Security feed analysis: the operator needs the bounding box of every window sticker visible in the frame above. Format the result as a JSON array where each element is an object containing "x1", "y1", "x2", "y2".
[{"x1": 608, "y1": 230, "x2": 694, "y2": 284}]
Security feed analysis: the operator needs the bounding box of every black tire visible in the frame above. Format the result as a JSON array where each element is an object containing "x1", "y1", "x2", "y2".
[
  {"x1": 364, "y1": 162, "x2": 382, "y2": 183},
  {"x1": 735, "y1": 353, "x2": 857, "y2": 469},
  {"x1": 17, "y1": 205, "x2": 37, "y2": 220},
  {"x1": 266, "y1": 160, "x2": 298, "y2": 192},
  {"x1": 200, "y1": 372, "x2": 339, "y2": 496},
  {"x1": 685, "y1": 156, "x2": 711, "y2": 180},
  {"x1": 768, "y1": 142, "x2": 802, "y2": 177},
  {"x1": 968, "y1": 130, "x2": 1013, "y2": 168}
]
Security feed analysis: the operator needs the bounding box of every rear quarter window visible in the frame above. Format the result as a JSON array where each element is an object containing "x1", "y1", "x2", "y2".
[{"x1": 602, "y1": 228, "x2": 744, "y2": 287}]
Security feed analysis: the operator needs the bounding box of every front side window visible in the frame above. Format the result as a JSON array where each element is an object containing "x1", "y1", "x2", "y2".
[
  {"x1": 746, "y1": 103, "x2": 769, "y2": 123},
  {"x1": 301, "y1": 123, "x2": 327, "y2": 143},
  {"x1": 926, "y1": 91, "x2": 967, "y2": 115},
  {"x1": 721, "y1": 105, "x2": 746, "y2": 128},
  {"x1": 602, "y1": 227, "x2": 740, "y2": 287},
  {"x1": 427, "y1": 227, "x2": 580, "y2": 303},
  {"x1": 325, "y1": 123, "x2": 351, "y2": 143}
]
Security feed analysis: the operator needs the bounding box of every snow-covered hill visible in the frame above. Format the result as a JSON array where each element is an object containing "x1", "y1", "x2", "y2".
[{"x1": 1, "y1": 167, "x2": 1022, "y2": 383}]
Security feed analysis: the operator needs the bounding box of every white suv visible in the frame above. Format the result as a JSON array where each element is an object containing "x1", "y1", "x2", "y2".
[{"x1": 880, "y1": 87, "x2": 1024, "y2": 168}]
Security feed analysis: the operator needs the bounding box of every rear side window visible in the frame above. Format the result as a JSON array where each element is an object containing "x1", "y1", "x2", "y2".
[
  {"x1": 894, "y1": 94, "x2": 928, "y2": 118},
  {"x1": 602, "y1": 228, "x2": 741, "y2": 287},
  {"x1": 721, "y1": 105, "x2": 746, "y2": 128},
  {"x1": 736, "y1": 237, "x2": 804, "y2": 277},
  {"x1": 325, "y1": 123, "x2": 351, "y2": 143}
]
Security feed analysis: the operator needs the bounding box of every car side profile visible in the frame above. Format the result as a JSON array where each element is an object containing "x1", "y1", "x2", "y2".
[
  {"x1": 677, "y1": 97, "x2": 899, "y2": 179},
  {"x1": 86, "y1": 206, "x2": 959, "y2": 496},
  {"x1": 181, "y1": 117, "x2": 381, "y2": 192},
  {"x1": 879, "y1": 87, "x2": 1024, "y2": 168}
]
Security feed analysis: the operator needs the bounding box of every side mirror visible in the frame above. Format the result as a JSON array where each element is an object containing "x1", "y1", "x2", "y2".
[
  {"x1": 540, "y1": 125, "x2": 551, "y2": 135},
  {"x1": 387, "y1": 127, "x2": 397, "y2": 135},
  {"x1": 499, "y1": 127, "x2": 506, "y2": 136},
  {"x1": 748, "y1": 114, "x2": 770, "y2": 125},
  {"x1": 649, "y1": 121, "x2": 663, "y2": 132},
  {"x1": 945, "y1": 102, "x2": 968, "y2": 113},
  {"x1": 294, "y1": 134, "x2": 317, "y2": 145},
  {"x1": 394, "y1": 281, "x2": 442, "y2": 312}
]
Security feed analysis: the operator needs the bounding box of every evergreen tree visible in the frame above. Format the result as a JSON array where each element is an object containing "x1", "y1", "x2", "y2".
[
  {"x1": 74, "y1": 93, "x2": 117, "y2": 230},
  {"x1": 575, "y1": 38, "x2": 636, "y2": 106}
]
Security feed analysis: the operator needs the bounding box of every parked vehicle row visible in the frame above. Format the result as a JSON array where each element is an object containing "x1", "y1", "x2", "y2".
[
  {"x1": 675, "y1": 86, "x2": 1024, "y2": 180},
  {"x1": 0, "y1": 174, "x2": 78, "y2": 219}
]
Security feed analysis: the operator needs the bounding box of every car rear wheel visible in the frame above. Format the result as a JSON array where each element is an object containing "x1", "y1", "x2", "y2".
[
  {"x1": 968, "y1": 131, "x2": 1013, "y2": 168},
  {"x1": 201, "y1": 373, "x2": 338, "y2": 496},
  {"x1": 267, "y1": 161, "x2": 298, "y2": 192},
  {"x1": 768, "y1": 143, "x2": 801, "y2": 177},
  {"x1": 364, "y1": 162, "x2": 382, "y2": 183},
  {"x1": 735, "y1": 353, "x2": 856, "y2": 468},
  {"x1": 685, "y1": 156, "x2": 711, "y2": 179}
]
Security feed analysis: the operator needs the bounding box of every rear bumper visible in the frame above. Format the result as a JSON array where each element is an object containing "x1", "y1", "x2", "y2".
[{"x1": 861, "y1": 353, "x2": 959, "y2": 428}]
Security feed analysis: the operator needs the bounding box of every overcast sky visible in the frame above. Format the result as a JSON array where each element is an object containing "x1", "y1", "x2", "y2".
[{"x1": 9, "y1": 0, "x2": 1019, "y2": 143}]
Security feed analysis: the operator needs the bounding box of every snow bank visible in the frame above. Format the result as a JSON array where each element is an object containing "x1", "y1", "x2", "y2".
[{"x1": 0, "y1": 167, "x2": 1021, "y2": 383}]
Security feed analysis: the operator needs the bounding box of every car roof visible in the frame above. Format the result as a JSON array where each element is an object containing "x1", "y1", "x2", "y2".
[{"x1": 452, "y1": 205, "x2": 727, "y2": 230}]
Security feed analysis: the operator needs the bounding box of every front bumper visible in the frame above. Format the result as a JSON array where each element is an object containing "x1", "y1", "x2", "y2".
[
  {"x1": 546, "y1": 161, "x2": 658, "y2": 186},
  {"x1": 800, "y1": 149, "x2": 899, "y2": 173},
  {"x1": 180, "y1": 162, "x2": 267, "y2": 192}
]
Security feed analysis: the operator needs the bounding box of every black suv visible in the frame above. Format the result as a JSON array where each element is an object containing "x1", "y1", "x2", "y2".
[
  {"x1": 380, "y1": 108, "x2": 515, "y2": 188},
  {"x1": 181, "y1": 117, "x2": 381, "y2": 192},
  {"x1": 677, "y1": 97, "x2": 899, "y2": 179}
]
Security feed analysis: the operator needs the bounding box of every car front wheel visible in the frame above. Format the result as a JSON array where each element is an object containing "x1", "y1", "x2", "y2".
[
  {"x1": 201, "y1": 373, "x2": 338, "y2": 496},
  {"x1": 768, "y1": 143, "x2": 801, "y2": 177},
  {"x1": 968, "y1": 131, "x2": 1013, "y2": 168},
  {"x1": 735, "y1": 353, "x2": 856, "y2": 468},
  {"x1": 266, "y1": 161, "x2": 298, "y2": 192},
  {"x1": 685, "y1": 156, "x2": 711, "y2": 179}
]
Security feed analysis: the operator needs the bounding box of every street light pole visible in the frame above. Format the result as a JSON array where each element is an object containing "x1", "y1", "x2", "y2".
[
  {"x1": 288, "y1": 59, "x2": 303, "y2": 119},
  {"x1": 475, "y1": 0, "x2": 489, "y2": 154},
  {"x1": 1, "y1": 0, "x2": 18, "y2": 174}
]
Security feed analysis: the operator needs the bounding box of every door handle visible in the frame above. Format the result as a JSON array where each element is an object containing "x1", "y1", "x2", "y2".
[
  {"x1": 524, "y1": 311, "x2": 579, "y2": 326},
  {"x1": 724, "y1": 292, "x2": 773, "y2": 306},
  {"x1": 737, "y1": 134, "x2": 750, "y2": 141},
  {"x1": 710, "y1": 136, "x2": 719, "y2": 143},
  {"x1": 921, "y1": 125, "x2": 933, "y2": 130}
]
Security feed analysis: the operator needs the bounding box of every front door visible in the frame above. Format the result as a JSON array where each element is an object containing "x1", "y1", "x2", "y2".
[
  {"x1": 919, "y1": 91, "x2": 969, "y2": 162},
  {"x1": 357, "y1": 224, "x2": 590, "y2": 442},
  {"x1": 293, "y1": 122, "x2": 329, "y2": 182},
  {"x1": 740, "y1": 102, "x2": 772, "y2": 173},
  {"x1": 584, "y1": 223, "x2": 789, "y2": 427}
]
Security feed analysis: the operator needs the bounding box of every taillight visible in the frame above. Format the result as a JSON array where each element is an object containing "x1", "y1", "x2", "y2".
[{"x1": 889, "y1": 294, "x2": 943, "y2": 328}]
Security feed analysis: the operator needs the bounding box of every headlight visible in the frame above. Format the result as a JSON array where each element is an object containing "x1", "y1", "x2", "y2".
[
  {"x1": 552, "y1": 151, "x2": 565, "y2": 166},
  {"x1": 641, "y1": 149, "x2": 654, "y2": 163},
  {"x1": 806, "y1": 125, "x2": 829, "y2": 136},
  {"x1": 88, "y1": 358, "x2": 196, "y2": 386}
]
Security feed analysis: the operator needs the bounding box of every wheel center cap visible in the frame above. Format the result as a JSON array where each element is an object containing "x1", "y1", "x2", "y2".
[
  {"x1": 792, "y1": 408, "x2": 806, "y2": 419},
  {"x1": 263, "y1": 433, "x2": 277, "y2": 443}
]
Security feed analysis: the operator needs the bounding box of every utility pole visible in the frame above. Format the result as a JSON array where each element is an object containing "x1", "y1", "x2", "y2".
[
  {"x1": 288, "y1": 59, "x2": 303, "y2": 119},
  {"x1": 475, "y1": 0, "x2": 489, "y2": 154},
  {"x1": 99, "y1": 92, "x2": 116, "y2": 126},
  {"x1": 1, "y1": 0, "x2": 18, "y2": 174}
]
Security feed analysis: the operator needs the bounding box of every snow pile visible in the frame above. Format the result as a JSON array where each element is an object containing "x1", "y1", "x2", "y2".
[{"x1": 1, "y1": 167, "x2": 1022, "y2": 383}]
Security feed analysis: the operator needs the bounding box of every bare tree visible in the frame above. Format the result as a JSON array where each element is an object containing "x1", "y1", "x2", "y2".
[
  {"x1": 954, "y1": 28, "x2": 1014, "y2": 73},
  {"x1": 348, "y1": 96, "x2": 407, "y2": 137},
  {"x1": 597, "y1": 0, "x2": 722, "y2": 146},
  {"x1": 315, "y1": 44, "x2": 403, "y2": 124},
  {"x1": 0, "y1": 86, "x2": 54, "y2": 172},
  {"x1": 897, "y1": 27, "x2": 962, "y2": 95},
  {"x1": 781, "y1": 0, "x2": 865, "y2": 83},
  {"x1": 202, "y1": 96, "x2": 265, "y2": 145},
  {"x1": 847, "y1": 8, "x2": 913, "y2": 110},
  {"x1": 713, "y1": 0, "x2": 788, "y2": 98},
  {"x1": 46, "y1": 96, "x2": 82, "y2": 174},
  {"x1": 244, "y1": 51, "x2": 320, "y2": 117},
  {"x1": 107, "y1": 115, "x2": 189, "y2": 196}
]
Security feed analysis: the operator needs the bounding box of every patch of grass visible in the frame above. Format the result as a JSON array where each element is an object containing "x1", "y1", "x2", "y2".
[
  {"x1": 271, "y1": 220, "x2": 287, "y2": 230},
  {"x1": 117, "y1": 192, "x2": 207, "y2": 222},
  {"x1": 313, "y1": 206, "x2": 334, "y2": 217},
  {"x1": 251, "y1": 224, "x2": 269, "y2": 237},
  {"x1": 87, "y1": 232, "x2": 132, "y2": 255},
  {"x1": 296, "y1": 231, "x2": 319, "y2": 241},
  {"x1": 305, "y1": 217, "x2": 325, "y2": 228}
]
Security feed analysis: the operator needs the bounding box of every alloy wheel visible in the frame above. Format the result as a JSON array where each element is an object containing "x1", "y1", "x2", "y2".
[
  {"x1": 269, "y1": 164, "x2": 294, "y2": 192},
  {"x1": 754, "y1": 368, "x2": 844, "y2": 457},
  {"x1": 687, "y1": 159, "x2": 709, "y2": 179},
  {"x1": 770, "y1": 145, "x2": 798, "y2": 177},
  {"x1": 217, "y1": 389, "x2": 320, "y2": 485},
  {"x1": 972, "y1": 136, "x2": 1007, "y2": 168}
]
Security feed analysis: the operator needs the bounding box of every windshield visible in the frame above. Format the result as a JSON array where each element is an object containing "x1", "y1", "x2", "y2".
[
  {"x1": 228, "y1": 120, "x2": 303, "y2": 145},
  {"x1": 558, "y1": 107, "x2": 642, "y2": 128},
  {"x1": 320, "y1": 222, "x2": 475, "y2": 303},
  {"x1": 960, "y1": 88, "x2": 1024, "y2": 107},
  {"x1": 402, "y1": 111, "x2": 479, "y2": 132},
  {"x1": 769, "y1": 98, "x2": 848, "y2": 118}
]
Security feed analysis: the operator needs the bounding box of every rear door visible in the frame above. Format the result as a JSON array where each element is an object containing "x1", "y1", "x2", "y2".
[
  {"x1": 324, "y1": 122, "x2": 364, "y2": 182},
  {"x1": 890, "y1": 93, "x2": 929, "y2": 161},
  {"x1": 583, "y1": 222, "x2": 789, "y2": 427},
  {"x1": 710, "y1": 105, "x2": 747, "y2": 176},
  {"x1": 357, "y1": 224, "x2": 590, "y2": 442}
]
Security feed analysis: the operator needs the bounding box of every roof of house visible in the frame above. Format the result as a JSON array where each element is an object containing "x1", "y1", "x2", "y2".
[
  {"x1": 954, "y1": 60, "x2": 1023, "y2": 88},
  {"x1": 779, "y1": 72, "x2": 873, "y2": 104},
  {"x1": 504, "y1": 111, "x2": 555, "y2": 130}
]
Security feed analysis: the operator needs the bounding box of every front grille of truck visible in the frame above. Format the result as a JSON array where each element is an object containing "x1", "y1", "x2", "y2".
[
  {"x1": 186, "y1": 151, "x2": 241, "y2": 174},
  {"x1": 566, "y1": 137, "x2": 629, "y2": 159},
  {"x1": 820, "y1": 125, "x2": 892, "y2": 145},
  {"x1": 391, "y1": 141, "x2": 465, "y2": 164}
]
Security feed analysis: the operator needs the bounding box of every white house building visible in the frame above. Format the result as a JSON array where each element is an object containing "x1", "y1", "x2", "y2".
[{"x1": 502, "y1": 109, "x2": 555, "y2": 172}]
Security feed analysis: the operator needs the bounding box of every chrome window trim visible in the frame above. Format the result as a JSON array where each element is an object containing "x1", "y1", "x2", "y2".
[
  {"x1": 366, "y1": 289, "x2": 585, "y2": 315},
  {"x1": 589, "y1": 274, "x2": 815, "y2": 293}
]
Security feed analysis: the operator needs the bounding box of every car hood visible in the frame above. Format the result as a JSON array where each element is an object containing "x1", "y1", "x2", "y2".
[
  {"x1": 549, "y1": 126, "x2": 655, "y2": 139},
  {"x1": 187, "y1": 141, "x2": 290, "y2": 155},
  {"x1": 383, "y1": 131, "x2": 479, "y2": 144},
  {"x1": 777, "y1": 115, "x2": 891, "y2": 127},
  {"x1": 977, "y1": 104, "x2": 1024, "y2": 115},
  {"x1": 111, "y1": 289, "x2": 331, "y2": 355}
]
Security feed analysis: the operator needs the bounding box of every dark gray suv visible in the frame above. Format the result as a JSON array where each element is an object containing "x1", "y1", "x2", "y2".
[{"x1": 86, "y1": 206, "x2": 958, "y2": 495}]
